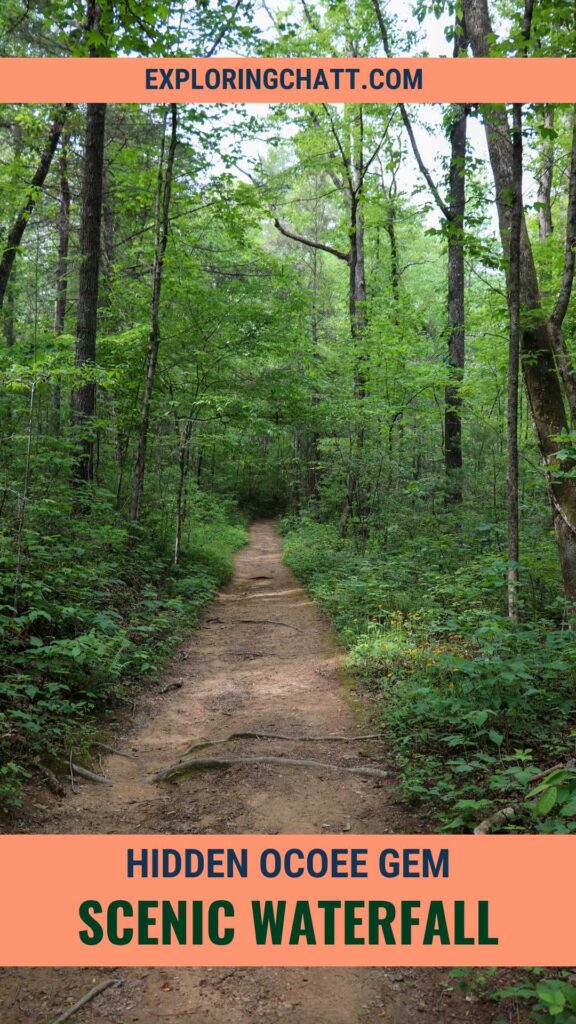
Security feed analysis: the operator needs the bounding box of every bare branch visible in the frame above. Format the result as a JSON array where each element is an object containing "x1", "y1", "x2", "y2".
[
  {"x1": 205, "y1": 0, "x2": 243, "y2": 58},
  {"x1": 273, "y1": 218, "x2": 350, "y2": 261},
  {"x1": 370, "y1": 0, "x2": 451, "y2": 221},
  {"x1": 321, "y1": 103, "x2": 353, "y2": 192}
]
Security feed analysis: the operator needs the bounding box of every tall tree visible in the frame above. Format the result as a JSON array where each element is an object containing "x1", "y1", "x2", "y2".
[
  {"x1": 371, "y1": 0, "x2": 467, "y2": 503},
  {"x1": 71, "y1": 101, "x2": 107, "y2": 483},
  {"x1": 53, "y1": 130, "x2": 71, "y2": 435},
  {"x1": 507, "y1": 102, "x2": 522, "y2": 621},
  {"x1": 463, "y1": 0, "x2": 576, "y2": 604},
  {"x1": 0, "y1": 106, "x2": 68, "y2": 313},
  {"x1": 130, "y1": 104, "x2": 178, "y2": 522}
]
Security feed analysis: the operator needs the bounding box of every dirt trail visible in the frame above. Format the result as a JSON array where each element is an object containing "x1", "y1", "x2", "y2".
[{"x1": 1, "y1": 521, "x2": 501, "y2": 1024}]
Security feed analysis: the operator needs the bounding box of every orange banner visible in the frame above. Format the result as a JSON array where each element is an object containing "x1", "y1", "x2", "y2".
[
  {"x1": 0, "y1": 834, "x2": 574, "y2": 966},
  {"x1": 0, "y1": 57, "x2": 575, "y2": 103}
]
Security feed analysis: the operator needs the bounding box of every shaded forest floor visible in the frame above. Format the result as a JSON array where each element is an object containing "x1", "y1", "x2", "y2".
[{"x1": 1, "y1": 521, "x2": 522, "y2": 1023}]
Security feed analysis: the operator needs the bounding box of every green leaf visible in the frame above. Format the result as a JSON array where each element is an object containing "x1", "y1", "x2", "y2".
[
  {"x1": 535, "y1": 786, "x2": 558, "y2": 817},
  {"x1": 488, "y1": 729, "x2": 504, "y2": 747}
]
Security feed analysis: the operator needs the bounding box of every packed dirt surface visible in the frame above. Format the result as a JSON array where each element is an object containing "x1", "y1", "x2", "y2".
[{"x1": 1, "y1": 521, "x2": 511, "y2": 1023}]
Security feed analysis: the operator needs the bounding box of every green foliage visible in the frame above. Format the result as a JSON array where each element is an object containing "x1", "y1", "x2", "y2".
[
  {"x1": 0, "y1": 488, "x2": 246, "y2": 811},
  {"x1": 495, "y1": 970, "x2": 576, "y2": 1023},
  {"x1": 283, "y1": 517, "x2": 576, "y2": 830}
]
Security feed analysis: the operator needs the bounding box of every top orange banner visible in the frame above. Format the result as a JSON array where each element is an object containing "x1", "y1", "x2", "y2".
[{"x1": 1, "y1": 57, "x2": 576, "y2": 104}]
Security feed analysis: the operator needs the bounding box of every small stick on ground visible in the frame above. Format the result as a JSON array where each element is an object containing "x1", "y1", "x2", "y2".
[
  {"x1": 152, "y1": 755, "x2": 388, "y2": 784},
  {"x1": 184, "y1": 732, "x2": 381, "y2": 754},
  {"x1": 50, "y1": 978, "x2": 120, "y2": 1024},
  {"x1": 68, "y1": 750, "x2": 77, "y2": 794},
  {"x1": 70, "y1": 763, "x2": 112, "y2": 785},
  {"x1": 526, "y1": 761, "x2": 573, "y2": 785},
  {"x1": 207, "y1": 617, "x2": 303, "y2": 632}
]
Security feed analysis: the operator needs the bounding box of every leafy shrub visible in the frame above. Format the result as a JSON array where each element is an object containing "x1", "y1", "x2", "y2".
[
  {"x1": 282, "y1": 518, "x2": 576, "y2": 831},
  {"x1": 495, "y1": 971, "x2": 576, "y2": 1023},
  {"x1": 0, "y1": 488, "x2": 246, "y2": 811}
]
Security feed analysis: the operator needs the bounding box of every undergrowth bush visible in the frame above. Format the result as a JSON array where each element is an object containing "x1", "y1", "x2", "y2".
[
  {"x1": 0, "y1": 487, "x2": 246, "y2": 811},
  {"x1": 282, "y1": 515, "x2": 576, "y2": 832}
]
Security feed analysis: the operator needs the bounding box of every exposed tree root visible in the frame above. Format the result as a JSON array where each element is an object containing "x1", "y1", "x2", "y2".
[
  {"x1": 184, "y1": 731, "x2": 381, "y2": 755},
  {"x1": 51, "y1": 978, "x2": 120, "y2": 1023},
  {"x1": 70, "y1": 762, "x2": 112, "y2": 785},
  {"x1": 152, "y1": 755, "x2": 388, "y2": 784}
]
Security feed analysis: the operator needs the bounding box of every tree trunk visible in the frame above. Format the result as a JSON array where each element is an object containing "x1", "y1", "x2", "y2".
[
  {"x1": 537, "y1": 105, "x2": 554, "y2": 242},
  {"x1": 130, "y1": 104, "x2": 178, "y2": 522},
  {"x1": 174, "y1": 416, "x2": 193, "y2": 565},
  {"x1": 72, "y1": 103, "x2": 107, "y2": 484},
  {"x1": 537, "y1": 106, "x2": 576, "y2": 424},
  {"x1": 53, "y1": 132, "x2": 71, "y2": 436},
  {"x1": 385, "y1": 195, "x2": 400, "y2": 311},
  {"x1": 340, "y1": 111, "x2": 369, "y2": 539},
  {"x1": 463, "y1": 0, "x2": 576, "y2": 604},
  {"x1": 0, "y1": 107, "x2": 68, "y2": 312},
  {"x1": 444, "y1": 92, "x2": 467, "y2": 503},
  {"x1": 507, "y1": 103, "x2": 522, "y2": 621},
  {"x1": 3, "y1": 284, "x2": 15, "y2": 346}
]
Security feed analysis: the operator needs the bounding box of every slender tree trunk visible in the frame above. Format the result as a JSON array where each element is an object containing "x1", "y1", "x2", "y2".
[
  {"x1": 507, "y1": 104, "x2": 522, "y2": 621},
  {"x1": 3, "y1": 284, "x2": 15, "y2": 346},
  {"x1": 445, "y1": 88, "x2": 467, "y2": 503},
  {"x1": 463, "y1": 0, "x2": 576, "y2": 604},
  {"x1": 130, "y1": 105, "x2": 178, "y2": 523},
  {"x1": 537, "y1": 105, "x2": 554, "y2": 242},
  {"x1": 0, "y1": 106, "x2": 68, "y2": 312},
  {"x1": 303, "y1": 241, "x2": 321, "y2": 500},
  {"x1": 340, "y1": 117, "x2": 369, "y2": 539},
  {"x1": 174, "y1": 416, "x2": 193, "y2": 565},
  {"x1": 385, "y1": 195, "x2": 400, "y2": 311},
  {"x1": 100, "y1": 156, "x2": 115, "y2": 309},
  {"x1": 53, "y1": 132, "x2": 70, "y2": 436},
  {"x1": 72, "y1": 103, "x2": 107, "y2": 484}
]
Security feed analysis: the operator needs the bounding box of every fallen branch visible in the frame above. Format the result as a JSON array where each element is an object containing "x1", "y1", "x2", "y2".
[
  {"x1": 152, "y1": 755, "x2": 388, "y2": 784},
  {"x1": 36, "y1": 763, "x2": 66, "y2": 797},
  {"x1": 473, "y1": 804, "x2": 519, "y2": 835},
  {"x1": 70, "y1": 762, "x2": 112, "y2": 785},
  {"x1": 207, "y1": 617, "x2": 303, "y2": 632},
  {"x1": 526, "y1": 761, "x2": 571, "y2": 785},
  {"x1": 184, "y1": 731, "x2": 381, "y2": 754},
  {"x1": 69, "y1": 749, "x2": 76, "y2": 794},
  {"x1": 50, "y1": 978, "x2": 120, "y2": 1024},
  {"x1": 473, "y1": 762, "x2": 576, "y2": 834}
]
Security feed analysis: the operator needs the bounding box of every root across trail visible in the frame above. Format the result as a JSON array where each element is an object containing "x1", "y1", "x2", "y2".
[
  {"x1": 151, "y1": 753, "x2": 389, "y2": 783},
  {"x1": 0, "y1": 520, "x2": 499, "y2": 1024}
]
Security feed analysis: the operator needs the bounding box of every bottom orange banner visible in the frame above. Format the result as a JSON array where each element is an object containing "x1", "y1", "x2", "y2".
[{"x1": 0, "y1": 834, "x2": 573, "y2": 966}]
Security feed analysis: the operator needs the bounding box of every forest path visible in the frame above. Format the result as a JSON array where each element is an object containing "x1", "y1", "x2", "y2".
[{"x1": 2, "y1": 521, "x2": 495, "y2": 1024}]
